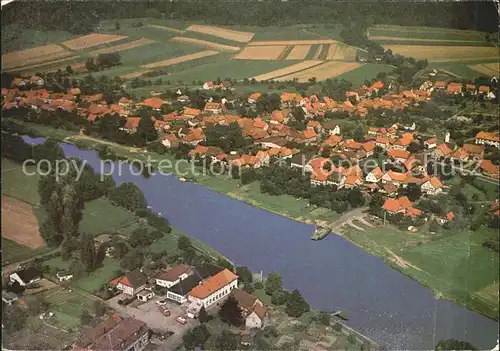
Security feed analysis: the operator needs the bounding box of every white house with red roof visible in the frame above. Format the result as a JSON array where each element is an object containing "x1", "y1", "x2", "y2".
[
  {"x1": 188, "y1": 269, "x2": 239, "y2": 309},
  {"x1": 110, "y1": 270, "x2": 148, "y2": 296}
]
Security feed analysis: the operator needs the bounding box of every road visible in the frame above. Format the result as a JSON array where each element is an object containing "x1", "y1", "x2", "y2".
[
  {"x1": 2, "y1": 247, "x2": 61, "y2": 274},
  {"x1": 327, "y1": 206, "x2": 370, "y2": 233}
]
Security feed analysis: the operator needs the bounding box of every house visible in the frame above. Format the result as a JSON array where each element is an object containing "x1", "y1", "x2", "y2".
[
  {"x1": 166, "y1": 264, "x2": 224, "y2": 304},
  {"x1": 9, "y1": 267, "x2": 41, "y2": 286},
  {"x1": 137, "y1": 289, "x2": 155, "y2": 302},
  {"x1": 299, "y1": 129, "x2": 317, "y2": 144},
  {"x1": 248, "y1": 92, "x2": 262, "y2": 104},
  {"x1": 421, "y1": 176, "x2": 443, "y2": 196},
  {"x1": 2, "y1": 291, "x2": 18, "y2": 306},
  {"x1": 142, "y1": 98, "x2": 166, "y2": 110},
  {"x1": 380, "y1": 182, "x2": 398, "y2": 196},
  {"x1": 424, "y1": 137, "x2": 438, "y2": 149},
  {"x1": 203, "y1": 102, "x2": 225, "y2": 115},
  {"x1": 156, "y1": 264, "x2": 193, "y2": 288},
  {"x1": 109, "y1": 270, "x2": 148, "y2": 296},
  {"x1": 183, "y1": 128, "x2": 205, "y2": 146},
  {"x1": 387, "y1": 149, "x2": 410, "y2": 163},
  {"x1": 451, "y1": 147, "x2": 469, "y2": 161},
  {"x1": 462, "y1": 143, "x2": 484, "y2": 160},
  {"x1": 122, "y1": 117, "x2": 141, "y2": 133},
  {"x1": 480, "y1": 160, "x2": 500, "y2": 178},
  {"x1": 56, "y1": 271, "x2": 74, "y2": 282},
  {"x1": 375, "y1": 137, "x2": 391, "y2": 149},
  {"x1": 231, "y1": 289, "x2": 267, "y2": 329},
  {"x1": 203, "y1": 81, "x2": 214, "y2": 90},
  {"x1": 362, "y1": 141, "x2": 376, "y2": 157},
  {"x1": 382, "y1": 170, "x2": 408, "y2": 186},
  {"x1": 323, "y1": 122, "x2": 341, "y2": 135},
  {"x1": 434, "y1": 143, "x2": 453, "y2": 159},
  {"x1": 258, "y1": 136, "x2": 287, "y2": 149},
  {"x1": 161, "y1": 134, "x2": 180, "y2": 148},
  {"x1": 290, "y1": 151, "x2": 315, "y2": 169},
  {"x1": 382, "y1": 196, "x2": 412, "y2": 214},
  {"x1": 188, "y1": 269, "x2": 239, "y2": 309},
  {"x1": 434, "y1": 81, "x2": 446, "y2": 89},
  {"x1": 366, "y1": 167, "x2": 383, "y2": 183},
  {"x1": 447, "y1": 82, "x2": 462, "y2": 95},
  {"x1": 475, "y1": 131, "x2": 500, "y2": 148},
  {"x1": 270, "y1": 110, "x2": 288, "y2": 124},
  {"x1": 344, "y1": 174, "x2": 363, "y2": 189},
  {"x1": 118, "y1": 97, "x2": 132, "y2": 107},
  {"x1": 73, "y1": 314, "x2": 148, "y2": 351},
  {"x1": 182, "y1": 107, "x2": 202, "y2": 119},
  {"x1": 437, "y1": 211, "x2": 455, "y2": 225}
]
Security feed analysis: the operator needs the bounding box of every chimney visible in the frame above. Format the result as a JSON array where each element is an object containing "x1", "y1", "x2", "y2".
[{"x1": 445, "y1": 132, "x2": 450, "y2": 143}]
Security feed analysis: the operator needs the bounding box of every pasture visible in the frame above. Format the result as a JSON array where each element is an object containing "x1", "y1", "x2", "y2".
[
  {"x1": 79, "y1": 197, "x2": 137, "y2": 235},
  {"x1": 2, "y1": 238, "x2": 49, "y2": 265},
  {"x1": 2, "y1": 158, "x2": 41, "y2": 205},
  {"x1": 276, "y1": 61, "x2": 362, "y2": 82},
  {"x1": 2, "y1": 196, "x2": 46, "y2": 248},
  {"x1": 381, "y1": 45, "x2": 499, "y2": 62}
]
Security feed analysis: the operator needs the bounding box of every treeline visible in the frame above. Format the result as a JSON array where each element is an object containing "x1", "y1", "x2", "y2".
[{"x1": 3, "y1": 2, "x2": 496, "y2": 34}]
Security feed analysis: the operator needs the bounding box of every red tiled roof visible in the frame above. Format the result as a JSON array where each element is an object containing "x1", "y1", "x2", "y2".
[
  {"x1": 476, "y1": 131, "x2": 499, "y2": 142},
  {"x1": 189, "y1": 269, "x2": 238, "y2": 299}
]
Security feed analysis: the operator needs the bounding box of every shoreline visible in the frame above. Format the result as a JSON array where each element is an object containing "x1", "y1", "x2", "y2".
[{"x1": 12, "y1": 121, "x2": 499, "y2": 322}]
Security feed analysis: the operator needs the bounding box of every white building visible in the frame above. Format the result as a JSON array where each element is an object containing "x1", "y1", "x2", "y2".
[
  {"x1": 155, "y1": 264, "x2": 193, "y2": 288},
  {"x1": 9, "y1": 267, "x2": 41, "y2": 286},
  {"x1": 188, "y1": 269, "x2": 238, "y2": 309}
]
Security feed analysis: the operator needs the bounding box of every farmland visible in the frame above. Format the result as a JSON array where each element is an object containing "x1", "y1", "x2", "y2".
[
  {"x1": 252, "y1": 60, "x2": 323, "y2": 81},
  {"x1": 276, "y1": 61, "x2": 362, "y2": 82},
  {"x1": 2, "y1": 196, "x2": 46, "y2": 248},
  {"x1": 186, "y1": 24, "x2": 255, "y2": 43},
  {"x1": 234, "y1": 45, "x2": 287, "y2": 60},
  {"x1": 369, "y1": 25, "x2": 488, "y2": 43},
  {"x1": 380, "y1": 45, "x2": 498, "y2": 62},
  {"x1": 468, "y1": 62, "x2": 500, "y2": 77},
  {"x1": 62, "y1": 33, "x2": 127, "y2": 50}
]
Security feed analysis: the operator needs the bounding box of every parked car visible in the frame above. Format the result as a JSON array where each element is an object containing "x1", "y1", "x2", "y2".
[
  {"x1": 156, "y1": 300, "x2": 168, "y2": 306},
  {"x1": 158, "y1": 305, "x2": 171, "y2": 317},
  {"x1": 176, "y1": 316, "x2": 187, "y2": 325}
]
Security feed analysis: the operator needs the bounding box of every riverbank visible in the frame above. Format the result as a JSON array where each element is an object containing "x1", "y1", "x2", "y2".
[
  {"x1": 9, "y1": 120, "x2": 339, "y2": 228},
  {"x1": 9, "y1": 121, "x2": 500, "y2": 324}
]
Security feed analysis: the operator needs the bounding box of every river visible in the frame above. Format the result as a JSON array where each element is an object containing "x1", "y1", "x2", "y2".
[{"x1": 24, "y1": 136, "x2": 499, "y2": 349}]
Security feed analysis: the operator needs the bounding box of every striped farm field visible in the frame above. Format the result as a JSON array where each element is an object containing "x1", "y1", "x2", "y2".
[
  {"x1": 252, "y1": 60, "x2": 323, "y2": 81},
  {"x1": 143, "y1": 50, "x2": 220, "y2": 68},
  {"x1": 186, "y1": 24, "x2": 254, "y2": 43},
  {"x1": 2, "y1": 44, "x2": 73, "y2": 70},
  {"x1": 248, "y1": 39, "x2": 337, "y2": 46},
  {"x1": 381, "y1": 45, "x2": 499, "y2": 62},
  {"x1": 275, "y1": 61, "x2": 362, "y2": 82},
  {"x1": 87, "y1": 38, "x2": 155, "y2": 56},
  {"x1": 62, "y1": 33, "x2": 127, "y2": 50},
  {"x1": 120, "y1": 70, "x2": 153, "y2": 79},
  {"x1": 9, "y1": 56, "x2": 79, "y2": 73},
  {"x1": 233, "y1": 45, "x2": 287, "y2": 60},
  {"x1": 369, "y1": 25, "x2": 486, "y2": 42},
  {"x1": 370, "y1": 36, "x2": 487, "y2": 44},
  {"x1": 147, "y1": 24, "x2": 185, "y2": 34},
  {"x1": 170, "y1": 36, "x2": 240, "y2": 52},
  {"x1": 327, "y1": 43, "x2": 358, "y2": 61},
  {"x1": 285, "y1": 45, "x2": 311, "y2": 60},
  {"x1": 468, "y1": 62, "x2": 500, "y2": 77}
]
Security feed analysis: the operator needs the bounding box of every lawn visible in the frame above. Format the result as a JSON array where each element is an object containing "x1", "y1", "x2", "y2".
[
  {"x1": 80, "y1": 197, "x2": 138, "y2": 235},
  {"x1": 2, "y1": 238, "x2": 50, "y2": 264},
  {"x1": 42, "y1": 287, "x2": 97, "y2": 329},
  {"x1": 71, "y1": 258, "x2": 122, "y2": 293},
  {"x1": 2, "y1": 158, "x2": 41, "y2": 205},
  {"x1": 344, "y1": 222, "x2": 499, "y2": 320},
  {"x1": 335, "y1": 63, "x2": 394, "y2": 86}
]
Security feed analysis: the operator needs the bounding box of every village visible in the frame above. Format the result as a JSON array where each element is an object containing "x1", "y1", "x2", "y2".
[
  {"x1": 2, "y1": 69, "x2": 500, "y2": 351},
  {"x1": 2, "y1": 74, "x2": 499, "y2": 226}
]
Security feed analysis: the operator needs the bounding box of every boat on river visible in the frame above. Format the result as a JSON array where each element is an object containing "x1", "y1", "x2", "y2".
[{"x1": 311, "y1": 226, "x2": 331, "y2": 240}]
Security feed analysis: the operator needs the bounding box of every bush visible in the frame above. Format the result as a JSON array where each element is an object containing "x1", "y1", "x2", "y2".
[
  {"x1": 271, "y1": 290, "x2": 289, "y2": 305},
  {"x1": 347, "y1": 334, "x2": 356, "y2": 344},
  {"x1": 333, "y1": 323, "x2": 342, "y2": 332},
  {"x1": 263, "y1": 326, "x2": 278, "y2": 338},
  {"x1": 254, "y1": 282, "x2": 264, "y2": 289}
]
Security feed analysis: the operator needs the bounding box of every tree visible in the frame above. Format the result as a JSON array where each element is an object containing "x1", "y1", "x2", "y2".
[
  {"x1": 137, "y1": 114, "x2": 158, "y2": 142},
  {"x1": 435, "y1": 339, "x2": 477, "y2": 350},
  {"x1": 80, "y1": 232, "x2": 96, "y2": 272},
  {"x1": 2, "y1": 306, "x2": 28, "y2": 333},
  {"x1": 85, "y1": 58, "x2": 97, "y2": 72},
  {"x1": 182, "y1": 324, "x2": 211, "y2": 350},
  {"x1": 265, "y1": 271, "x2": 283, "y2": 295},
  {"x1": 285, "y1": 289, "x2": 310, "y2": 317},
  {"x1": 177, "y1": 235, "x2": 192, "y2": 251},
  {"x1": 198, "y1": 306, "x2": 210, "y2": 323},
  {"x1": 236, "y1": 266, "x2": 253, "y2": 284},
  {"x1": 115, "y1": 21, "x2": 121, "y2": 31},
  {"x1": 215, "y1": 330, "x2": 238, "y2": 351},
  {"x1": 347, "y1": 189, "x2": 364, "y2": 207},
  {"x1": 218, "y1": 296, "x2": 244, "y2": 327},
  {"x1": 95, "y1": 243, "x2": 107, "y2": 267},
  {"x1": 66, "y1": 65, "x2": 74, "y2": 74},
  {"x1": 217, "y1": 258, "x2": 235, "y2": 272},
  {"x1": 120, "y1": 248, "x2": 144, "y2": 271},
  {"x1": 109, "y1": 182, "x2": 147, "y2": 211},
  {"x1": 292, "y1": 106, "x2": 305, "y2": 122},
  {"x1": 80, "y1": 310, "x2": 93, "y2": 325},
  {"x1": 93, "y1": 301, "x2": 106, "y2": 317},
  {"x1": 319, "y1": 311, "x2": 331, "y2": 326},
  {"x1": 271, "y1": 290, "x2": 289, "y2": 305}
]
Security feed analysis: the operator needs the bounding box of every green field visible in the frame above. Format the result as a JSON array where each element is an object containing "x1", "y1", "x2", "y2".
[
  {"x1": 1, "y1": 25, "x2": 74, "y2": 53},
  {"x1": 42, "y1": 287, "x2": 97, "y2": 328},
  {"x1": 80, "y1": 198, "x2": 138, "y2": 235},
  {"x1": 335, "y1": 63, "x2": 394, "y2": 86},
  {"x1": 2, "y1": 238, "x2": 50, "y2": 264},
  {"x1": 369, "y1": 25, "x2": 487, "y2": 42},
  {"x1": 2, "y1": 158, "x2": 41, "y2": 205}
]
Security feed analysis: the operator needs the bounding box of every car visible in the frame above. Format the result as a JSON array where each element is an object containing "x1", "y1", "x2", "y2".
[
  {"x1": 176, "y1": 316, "x2": 187, "y2": 325},
  {"x1": 156, "y1": 300, "x2": 168, "y2": 306}
]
